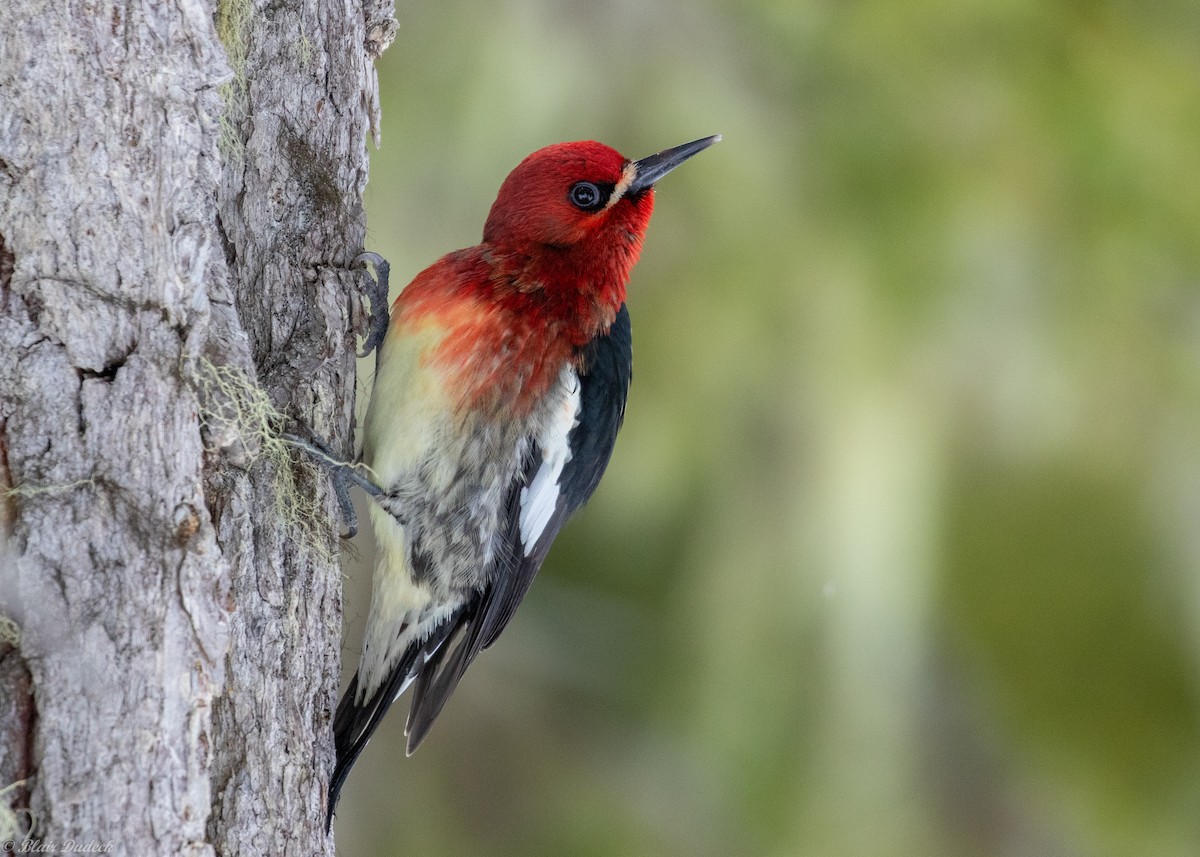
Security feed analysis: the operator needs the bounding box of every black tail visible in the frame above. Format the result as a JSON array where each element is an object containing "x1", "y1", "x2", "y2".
[
  {"x1": 327, "y1": 677, "x2": 360, "y2": 828},
  {"x1": 327, "y1": 654, "x2": 416, "y2": 832},
  {"x1": 325, "y1": 610, "x2": 468, "y2": 831},
  {"x1": 326, "y1": 547, "x2": 538, "y2": 831}
]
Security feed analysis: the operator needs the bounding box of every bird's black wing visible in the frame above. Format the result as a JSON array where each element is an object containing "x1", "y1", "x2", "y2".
[
  {"x1": 404, "y1": 304, "x2": 633, "y2": 743},
  {"x1": 482, "y1": 302, "x2": 633, "y2": 646}
]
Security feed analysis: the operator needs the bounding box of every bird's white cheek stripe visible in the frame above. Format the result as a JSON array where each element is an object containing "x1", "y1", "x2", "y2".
[
  {"x1": 605, "y1": 163, "x2": 638, "y2": 211},
  {"x1": 519, "y1": 372, "x2": 581, "y2": 554}
]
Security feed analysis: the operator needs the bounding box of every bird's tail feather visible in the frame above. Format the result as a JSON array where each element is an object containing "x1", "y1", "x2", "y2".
[
  {"x1": 404, "y1": 569, "x2": 524, "y2": 752},
  {"x1": 326, "y1": 611, "x2": 464, "y2": 831}
]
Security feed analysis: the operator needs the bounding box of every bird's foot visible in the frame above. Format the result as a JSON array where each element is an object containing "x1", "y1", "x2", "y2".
[
  {"x1": 281, "y1": 427, "x2": 384, "y2": 539},
  {"x1": 356, "y1": 251, "x2": 391, "y2": 359}
]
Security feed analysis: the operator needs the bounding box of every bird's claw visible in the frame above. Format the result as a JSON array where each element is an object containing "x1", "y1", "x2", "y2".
[
  {"x1": 356, "y1": 252, "x2": 391, "y2": 360},
  {"x1": 282, "y1": 429, "x2": 385, "y2": 539}
]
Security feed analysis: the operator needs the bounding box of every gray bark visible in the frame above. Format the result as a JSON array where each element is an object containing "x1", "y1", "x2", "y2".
[{"x1": 0, "y1": 0, "x2": 395, "y2": 853}]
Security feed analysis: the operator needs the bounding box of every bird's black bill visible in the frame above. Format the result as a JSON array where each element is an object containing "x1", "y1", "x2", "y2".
[{"x1": 626, "y1": 134, "x2": 721, "y2": 196}]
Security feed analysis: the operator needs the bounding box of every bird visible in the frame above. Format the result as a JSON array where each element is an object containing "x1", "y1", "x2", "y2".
[{"x1": 328, "y1": 134, "x2": 720, "y2": 826}]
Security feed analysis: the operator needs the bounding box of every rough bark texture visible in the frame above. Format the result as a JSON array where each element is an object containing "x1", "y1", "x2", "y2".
[{"x1": 0, "y1": 0, "x2": 395, "y2": 853}]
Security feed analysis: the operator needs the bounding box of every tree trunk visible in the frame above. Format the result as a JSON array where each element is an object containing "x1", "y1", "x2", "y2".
[{"x1": 0, "y1": 0, "x2": 395, "y2": 853}]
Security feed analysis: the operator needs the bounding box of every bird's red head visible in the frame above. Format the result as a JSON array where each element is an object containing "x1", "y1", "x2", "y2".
[
  {"x1": 479, "y1": 135, "x2": 720, "y2": 337},
  {"x1": 484, "y1": 141, "x2": 647, "y2": 251}
]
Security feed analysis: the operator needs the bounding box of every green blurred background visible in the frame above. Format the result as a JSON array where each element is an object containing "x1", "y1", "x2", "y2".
[{"x1": 333, "y1": 1, "x2": 1200, "y2": 854}]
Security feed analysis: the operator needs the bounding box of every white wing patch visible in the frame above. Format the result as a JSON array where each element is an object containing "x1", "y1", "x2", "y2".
[{"x1": 519, "y1": 368, "x2": 582, "y2": 555}]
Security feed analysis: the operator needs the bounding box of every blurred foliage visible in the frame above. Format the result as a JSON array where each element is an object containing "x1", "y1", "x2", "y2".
[{"x1": 334, "y1": 0, "x2": 1200, "y2": 854}]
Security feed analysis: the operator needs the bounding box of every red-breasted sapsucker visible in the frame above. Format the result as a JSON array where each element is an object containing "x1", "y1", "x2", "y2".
[{"x1": 328, "y1": 135, "x2": 720, "y2": 824}]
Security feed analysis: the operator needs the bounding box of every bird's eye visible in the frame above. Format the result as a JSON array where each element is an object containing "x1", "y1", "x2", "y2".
[{"x1": 568, "y1": 181, "x2": 606, "y2": 212}]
